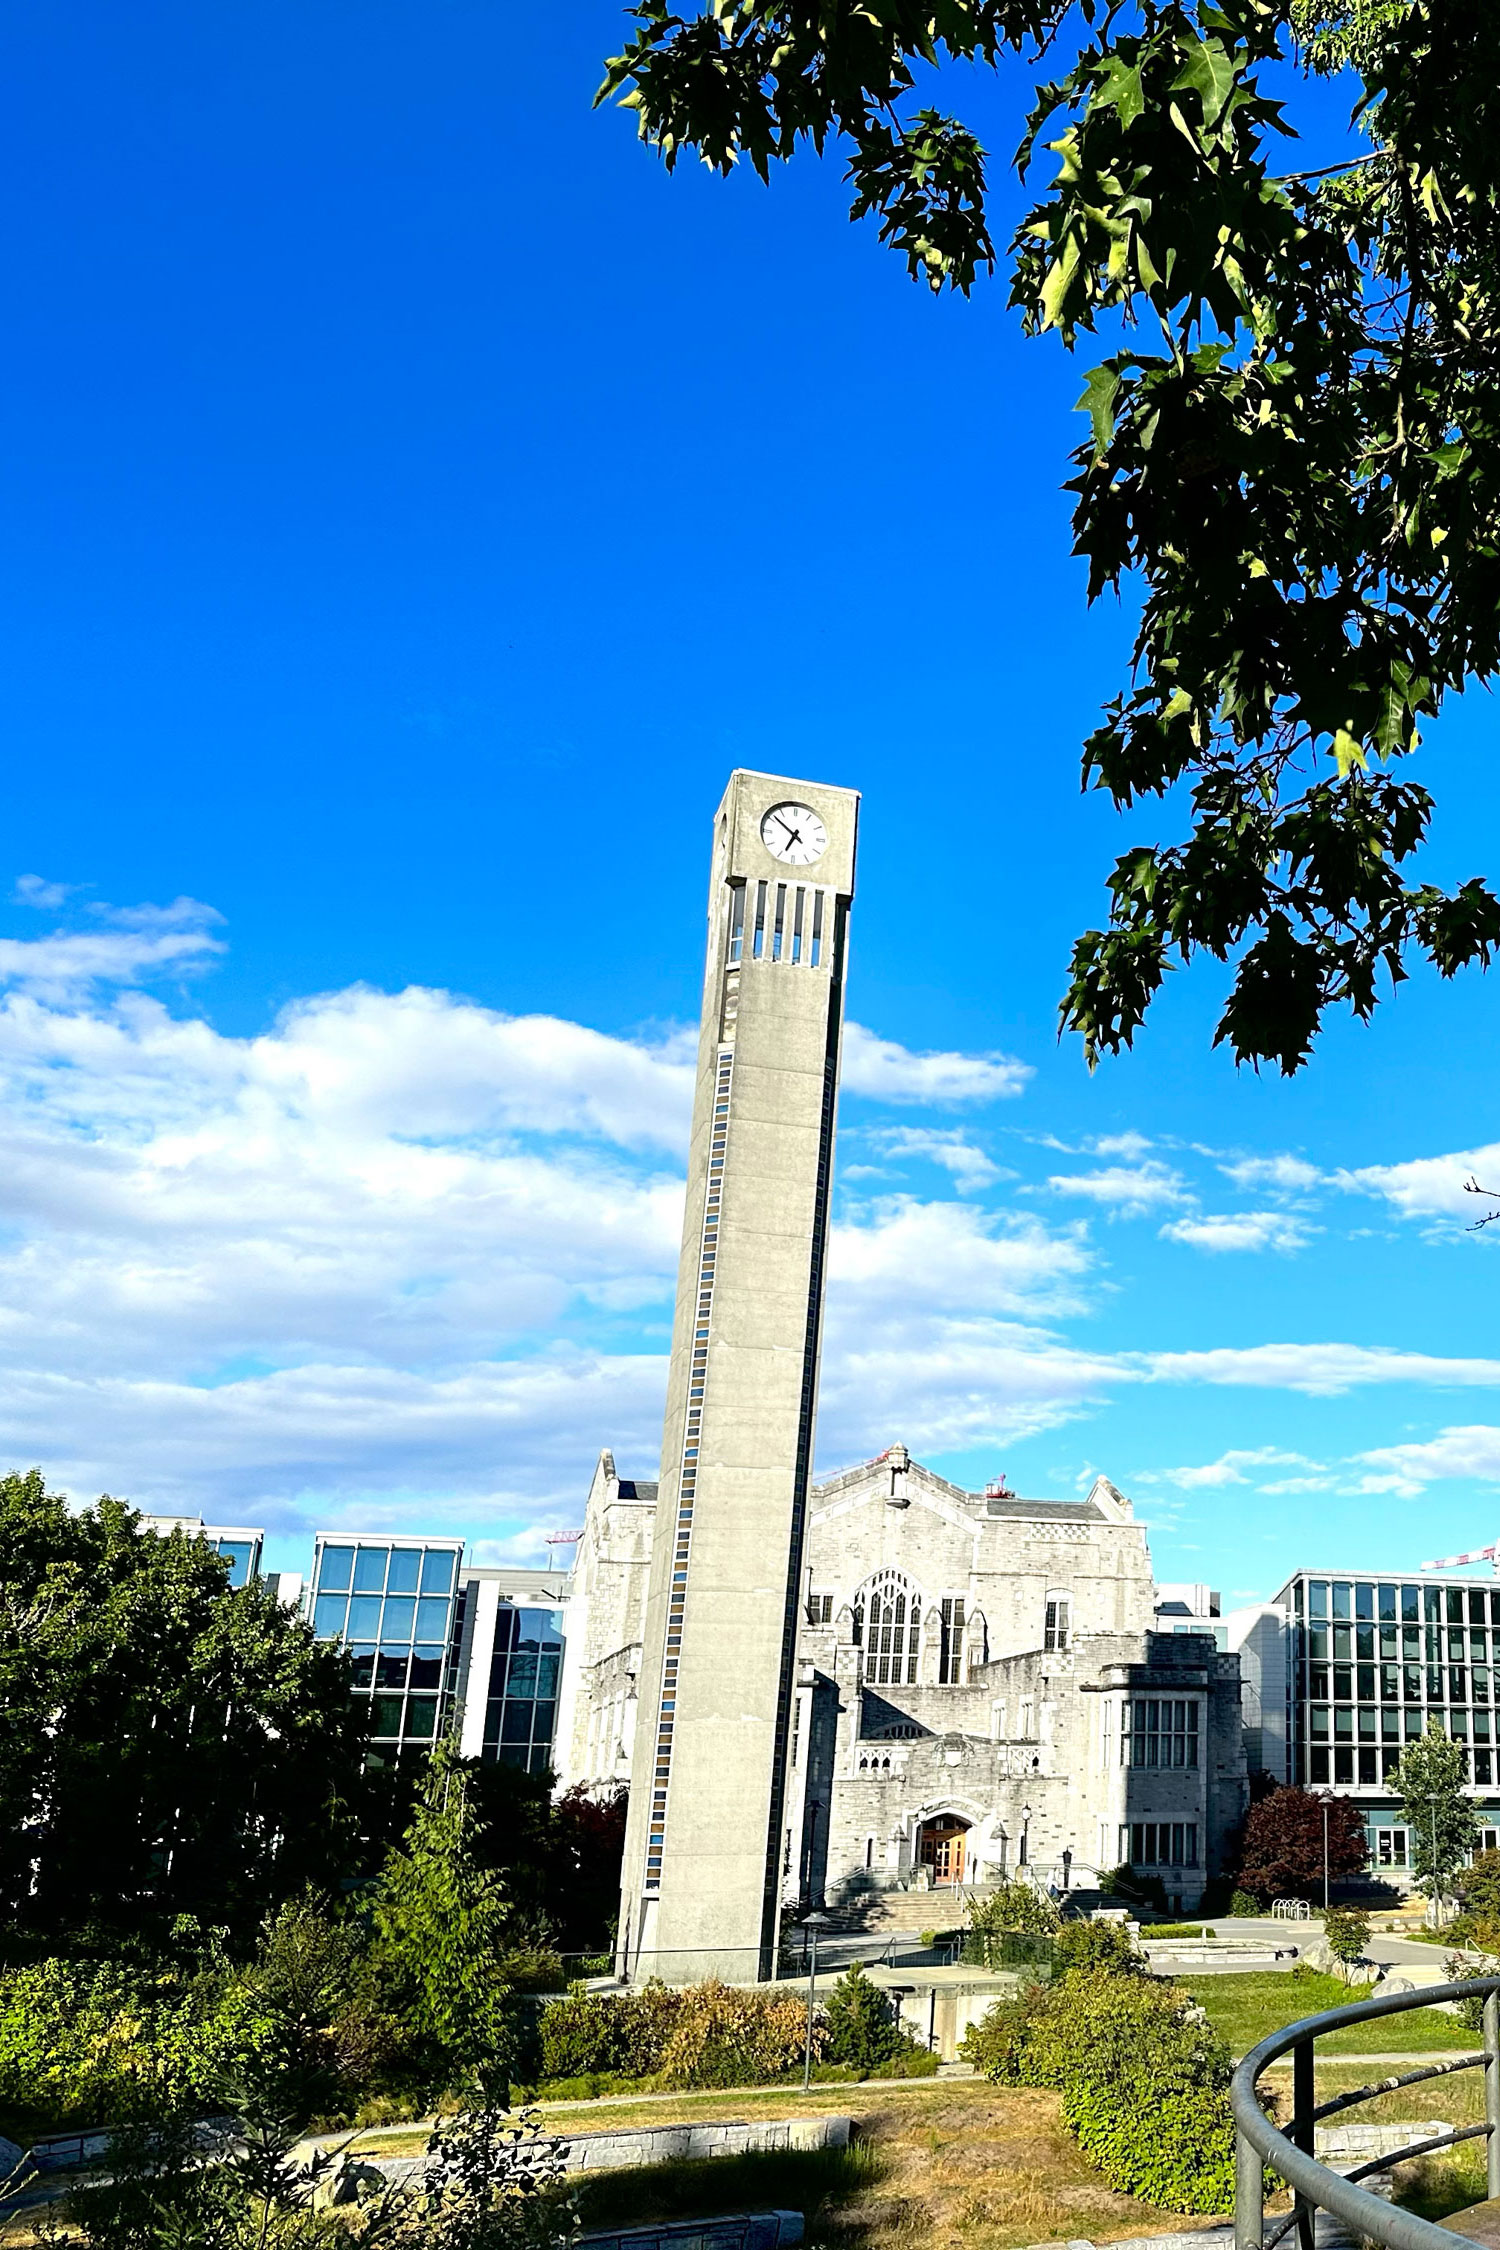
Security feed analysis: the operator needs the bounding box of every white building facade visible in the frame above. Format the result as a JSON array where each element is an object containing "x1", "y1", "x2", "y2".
[{"x1": 558, "y1": 1445, "x2": 1248, "y2": 1916}]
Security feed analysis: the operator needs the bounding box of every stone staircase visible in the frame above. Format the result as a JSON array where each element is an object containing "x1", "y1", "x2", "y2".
[{"x1": 824, "y1": 1888, "x2": 968, "y2": 1936}]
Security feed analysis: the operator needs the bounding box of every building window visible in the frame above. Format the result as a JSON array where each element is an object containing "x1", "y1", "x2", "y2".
[
  {"x1": 856, "y1": 1571, "x2": 920, "y2": 1686},
  {"x1": 309, "y1": 1538, "x2": 461, "y2": 1760},
  {"x1": 1120, "y1": 1822, "x2": 1199, "y2": 1867},
  {"x1": 483, "y1": 1605, "x2": 565, "y2": 1773},
  {"x1": 806, "y1": 1592, "x2": 835, "y2": 1626},
  {"x1": 939, "y1": 1597, "x2": 966, "y2": 1684},
  {"x1": 1122, "y1": 1698, "x2": 1200, "y2": 1768},
  {"x1": 1044, "y1": 1595, "x2": 1070, "y2": 1653}
]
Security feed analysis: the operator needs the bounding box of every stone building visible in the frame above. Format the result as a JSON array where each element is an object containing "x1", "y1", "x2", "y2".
[{"x1": 557, "y1": 1444, "x2": 1248, "y2": 1916}]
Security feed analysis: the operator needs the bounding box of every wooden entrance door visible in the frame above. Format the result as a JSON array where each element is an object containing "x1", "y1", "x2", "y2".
[{"x1": 920, "y1": 1818, "x2": 967, "y2": 1887}]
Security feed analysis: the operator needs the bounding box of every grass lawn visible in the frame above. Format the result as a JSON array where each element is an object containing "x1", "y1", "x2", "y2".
[
  {"x1": 1186, "y1": 1970, "x2": 1476, "y2": 2054},
  {"x1": 354, "y1": 2082, "x2": 1231, "y2": 2250},
  {"x1": 1303, "y1": 2060, "x2": 1488, "y2": 2127},
  {"x1": 554, "y1": 2085, "x2": 1229, "y2": 2250}
]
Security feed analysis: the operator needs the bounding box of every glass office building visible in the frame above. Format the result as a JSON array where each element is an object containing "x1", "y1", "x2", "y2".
[
  {"x1": 308, "y1": 1536, "x2": 464, "y2": 1764},
  {"x1": 1275, "y1": 1568, "x2": 1500, "y2": 1868},
  {"x1": 140, "y1": 1514, "x2": 264, "y2": 1587},
  {"x1": 482, "y1": 1602, "x2": 565, "y2": 1772}
]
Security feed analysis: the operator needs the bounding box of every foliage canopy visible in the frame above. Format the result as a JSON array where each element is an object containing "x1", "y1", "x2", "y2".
[
  {"x1": 1391, "y1": 1720, "x2": 1481, "y2": 1902},
  {"x1": 0, "y1": 1470, "x2": 368, "y2": 1940},
  {"x1": 1237, "y1": 1784, "x2": 1368, "y2": 1900},
  {"x1": 600, "y1": 0, "x2": 1500, "y2": 1069}
]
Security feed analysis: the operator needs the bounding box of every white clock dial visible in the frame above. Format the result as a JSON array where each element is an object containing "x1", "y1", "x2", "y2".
[{"x1": 760, "y1": 801, "x2": 828, "y2": 866}]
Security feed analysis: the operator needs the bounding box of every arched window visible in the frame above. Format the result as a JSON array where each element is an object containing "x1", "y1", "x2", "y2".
[
  {"x1": 856, "y1": 1570, "x2": 921, "y2": 1686},
  {"x1": 1044, "y1": 1590, "x2": 1071, "y2": 1651}
]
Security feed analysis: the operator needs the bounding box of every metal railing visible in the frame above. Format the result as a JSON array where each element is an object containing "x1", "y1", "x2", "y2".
[{"x1": 1231, "y1": 1974, "x2": 1500, "y2": 2250}]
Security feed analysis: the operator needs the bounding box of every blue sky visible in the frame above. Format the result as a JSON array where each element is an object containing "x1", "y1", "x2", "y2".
[{"x1": 4, "y1": 1, "x2": 1500, "y2": 1599}]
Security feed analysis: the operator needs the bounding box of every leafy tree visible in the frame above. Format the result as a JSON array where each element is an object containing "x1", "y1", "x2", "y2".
[
  {"x1": 822, "y1": 1962, "x2": 904, "y2": 2073},
  {"x1": 599, "y1": 0, "x2": 1500, "y2": 1069},
  {"x1": 372, "y1": 1739, "x2": 518, "y2": 2093},
  {"x1": 1237, "y1": 1785, "x2": 1367, "y2": 1901},
  {"x1": 1391, "y1": 1721, "x2": 1481, "y2": 1914},
  {"x1": 0, "y1": 1471, "x2": 368, "y2": 1944},
  {"x1": 1322, "y1": 1905, "x2": 1370, "y2": 1968},
  {"x1": 1455, "y1": 1847, "x2": 1500, "y2": 1932}
]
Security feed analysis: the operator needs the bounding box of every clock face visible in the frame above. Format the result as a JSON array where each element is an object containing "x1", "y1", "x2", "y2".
[{"x1": 760, "y1": 801, "x2": 828, "y2": 867}]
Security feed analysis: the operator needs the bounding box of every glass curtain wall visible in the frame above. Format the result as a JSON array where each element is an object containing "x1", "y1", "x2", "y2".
[
  {"x1": 1289, "y1": 1574, "x2": 1500, "y2": 1789},
  {"x1": 484, "y1": 1606, "x2": 564, "y2": 1772},
  {"x1": 309, "y1": 1538, "x2": 462, "y2": 1763}
]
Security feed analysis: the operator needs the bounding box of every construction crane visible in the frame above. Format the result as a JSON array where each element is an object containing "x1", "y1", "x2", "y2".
[{"x1": 1421, "y1": 1539, "x2": 1500, "y2": 1573}]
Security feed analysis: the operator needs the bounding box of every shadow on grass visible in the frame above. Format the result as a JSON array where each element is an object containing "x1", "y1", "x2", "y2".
[
  {"x1": 568, "y1": 2145, "x2": 887, "y2": 2233},
  {"x1": 1393, "y1": 2147, "x2": 1488, "y2": 2224}
]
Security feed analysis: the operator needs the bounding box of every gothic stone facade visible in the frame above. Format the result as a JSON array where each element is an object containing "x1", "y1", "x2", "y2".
[{"x1": 558, "y1": 1447, "x2": 1247, "y2": 1912}]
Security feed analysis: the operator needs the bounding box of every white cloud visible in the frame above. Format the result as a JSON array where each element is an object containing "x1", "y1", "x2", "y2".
[
  {"x1": 13, "y1": 874, "x2": 74, "y2": 910},
  {"x1": 0, "y1": 902, "x2": 1077, "y2": 1533},
  {"x1": 1338, "y1": 1142, "x2": 1500, "y2": 1222},
  {"x1": 1355, "y1": 1425, "x2": 1500, "y2": 1498},
  {"x1": 841, "y1": 1023, "x2": 1031, "y2": 1104},
  {"x1": 1091, "y1": 1132, "x2": 1155, "y2": 1160},
  {"x1": 1218, "y1": 1153, "x2": 1322, "y2": 1195},
  {"x1": 1142, "y1": 1345, "x2": 1500, "y2": 1395},
  {"x1": 862, "y1": 1127, "x2": 1002, "y2": 1193},
  {"x1": 1158, "y1": 1446, "x2": 1325, "y2": 1489},
  {"x1": 0, "y1": 897, "x2": 225, "y2": 999},
  {"x1": 1046, "y1": 1161, "x2": 1189, "y2": 1216},
  {"x1": 1160, "y1": 1210, "x2": 1313, "y2": 1254}
]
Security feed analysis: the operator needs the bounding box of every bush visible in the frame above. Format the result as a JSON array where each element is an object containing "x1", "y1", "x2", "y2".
[
  {"x1": 1230, "y1": 1889, "x2": 1261, "y2": 1917},
  {"x1": 961, "y1": 1965, "x2": 1237, "y2": 2212},
  {"x1": 655, "y1": 1980, "x2": 820, "y2": 2089},
  {"x1": 869, "y1": 2045, "x2": 939, "y2": 2078},
  {"x1": 1053, "y1": 1920, "x2": 1142, "y2": 1978},
  {"x1": 1104, "y1": 1865, "x2": 1169, "y2": 1915},
  {"x1": 823, "y1": 1964, "x2": 905, "y2": 2074},
  {"x1": 538, "y1": 1984, "x2": 628, "y2": 2081},
  {"x1": 966, "y1": 1876, "x2": 1060, "y2": 1940}
]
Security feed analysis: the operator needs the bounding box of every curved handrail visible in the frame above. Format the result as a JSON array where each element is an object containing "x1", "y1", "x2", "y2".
[{"x1": 1229, "y1": 1973, "x2": 1500, "y2": 2250}]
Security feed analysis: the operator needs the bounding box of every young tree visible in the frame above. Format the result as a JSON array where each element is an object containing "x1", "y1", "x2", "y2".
[
  {"x1": 372, "y1": 1738, "x2": 518, "y2": 2092},
  {"x1": 823, "y1": 1962, "x2": 904, "y2": 2073},
  {"x1": 1323, "y1": 1906, "x2": 1371, "y2": 1972},
  {"x1": 0, "y1": 1471, "x2": 369, "y2": 1941},
  {"x1": 598, "y1": 0, "x2": 1500, "y2": 1070},
  {"x1": 1391, "y1": 1723, "x2": 1481, "y2": 1918},
  {"x1": 1237, "y1": 1786, "x2": 1367, "y2": 1902}
]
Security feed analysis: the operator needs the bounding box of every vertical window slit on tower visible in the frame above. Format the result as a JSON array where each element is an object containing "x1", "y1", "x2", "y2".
[
  {"x1": 752, "y1": 882, "x2": 767, "y2": 960},
  {"x1": 727, "y1": 882, "x2": 745, "y2": 964},
  {"x1": 811, "y1": 889, "x2": 824, "y2": 967},
  {"x1": 791, "y1": 887, "x2": 805, "y2": 964},
  {"x1": 646, "y1": 1049, "x2": 733, "y2": 1892},
  {"x1": 772, "y1": 884, "x2": 786, "y2": 961}
]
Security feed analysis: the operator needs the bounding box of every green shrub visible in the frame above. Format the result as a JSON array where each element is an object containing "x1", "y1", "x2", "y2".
[
  {"x1": 867, "y1": 2045, "x2": 939, "y2": 2078},
  {"x1": 1229, "y1": 1890, "x2": 1261, "y2": 1917},
  {"x1": 966, "y1": 1876, "x2": 1060, "y2": 1940},
  {"x1": 538, "y1": 1983, "x2": 629, "y2": 2080},
  {"x1": 823, "y1": 1963, "x2": 904, "y2": 2074},
  {"x1": 1053, "y1": 1920, "x2": 1142, "y2": 1978},
  {"x1": 961, "y1": 1965, "x2": 1237, "y2": 2213}
]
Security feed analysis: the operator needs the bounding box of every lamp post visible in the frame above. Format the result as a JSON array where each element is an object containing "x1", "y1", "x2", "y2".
[
  {"x1": 1021, "y1": 1803, "x2": 1032, "y2": 1870},
  {"x1": 800, "y1": 1911, "x2": 831, "y2": 2091},
  {"x1": 1322, "y1": 1801, "x2": 1330, "y2": 1913}
]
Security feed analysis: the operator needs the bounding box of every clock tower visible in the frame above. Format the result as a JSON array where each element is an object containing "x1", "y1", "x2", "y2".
[{"x1": 618, "y1": 769, "x2": 859, "y2": 1981}]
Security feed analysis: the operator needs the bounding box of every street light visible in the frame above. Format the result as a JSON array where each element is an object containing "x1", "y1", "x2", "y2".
[
  {"x1": 800, "y1": 1911, "x2": 832, "y2": 2091},
  {"x1": 1323, "y1": 1800, "x2": 1330, "y2": 1914},
  {"x1": 1021, "y1": 1803, "x2": 1033, "y2": 1869}
]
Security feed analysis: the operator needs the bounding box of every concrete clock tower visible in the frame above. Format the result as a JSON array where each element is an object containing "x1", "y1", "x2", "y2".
[{"x1": 618, "y1": 769, "x2": 859, "y2": 1981}]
